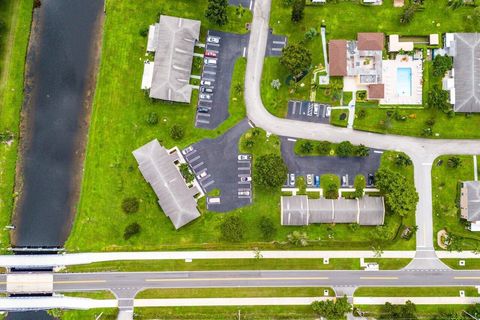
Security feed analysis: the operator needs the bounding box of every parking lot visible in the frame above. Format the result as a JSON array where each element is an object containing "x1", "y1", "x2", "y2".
[
  {"x1": 280, "y1": 137, "x2": 382, "y2": 188},
  {"x1": 287, "y1": 100, "x2": 331, "y2": 124},
  {"x1": 183, "y1": 119, "x2": 252, "y2": 212},
  {"x1": 229, "y1": 0, "x2": 254, "y2": 9},
  {"x1": 266, "y1": 33, "x2": 287, "y2": 57},
  {"x1": 196, "y1": 31, "x2": 249, "y2": 130}
]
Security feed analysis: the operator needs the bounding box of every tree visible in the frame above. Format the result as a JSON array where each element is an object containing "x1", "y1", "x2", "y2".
[
  {"x1": 146, "y1": 112, "x2": 158, "y2": 125},
  {"x1": 375, "y1": 168, "x2": 419, "y2": 217},
  {"x1": 287, "y1": 231, "x2": 308, "y2": 246},
  {"x1": 291, "y1": 0, "x2": 305, "y2": 22},
  {"x1": 300, "y1": 141, "x2": 313, "y2": 154},
  {"x1": 336, "y1": 141, "x2": 354, "y2": 157},
  {"x1": 234, "y1": 83, "x2": 243, "y2": 95},
  {"x1": 355, "y1": 144, "x2": 370, "y2": 157},
  {"x1": 253, "y1": 154, "x2": 288, "y2": 188},
  {"x1": 399, "y1": 4, "x2": 419, "y2": 24},
  {"x1": 304, "y1": 27, "x2": 317, "y2": 41},
  {"x1": 122, "y1": 197, "x2": 139, "y2": 214},
  {"x1": 170, "y1": 124, "x2": 185, "y2": 140},
  {"x1": 317, "y1": 141, "x2": 331, "y2": 155},
  {"x1": 354, "y1": 175, "x2": 366, "y2": 198},
  {"x1": 259, "y1": 216, "x2": 277, "y2": 240},
  {"x1": 311, "y1": 296, "x2": 352, "y2": 319},
  {"x1": 379, "y1": 301, "x2": 417, "y2": 320},
  {"x1": 395, "y1": 153, "x2": 412, "y2": 167},
  {"x1": 205, "y1": 0, "x2": 228, "y2": 26},
  {"x1": 220, "y1": 215, "x2": 245, "y2": 242},
  {"x1": 124, "y1": 222, "x2": 141, "y2": 240},
  {"x1": 325, "y1": 182, "x2": 339, "y2": 199},
  {"x1": 179, "y1": 163, "x2": 195, "y2": 183},
  {"x1": 271, "y1": 79, "x2": 281, "y2": 90},
  {"x1": 280, "y1": 43, "x2": 312, "y2": 78},
  {"x1": 432, "y1": 55, "x2": 453, "y2": 77},
  {"x1": 447, "y1": 156, "x2": 462, "y2": 168},
  {"x1": 427, "y1": 86, "x2": 451, "y2": 112}
]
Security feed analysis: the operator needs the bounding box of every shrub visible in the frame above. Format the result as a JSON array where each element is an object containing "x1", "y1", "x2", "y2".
[
  {"x1": 205, "y1": 0, "x2": 229, "y2": 26},
  {"x1": 124, "y1": 222, "x2": 141, "y2": 240},
  {"x1": 432, "y1": 55, "x2": 453, "y2": 77},
  {"x1": 179, "y1": 163, "x2": 195, "y2": 183},
  {"x1": 317, "y1": 141, "x2": 331, "y2": 155},
  {"x1": 355, "y1": 144, "x2": 370, "y2": 157},
  {"x1": 287, "y1": 231, "x2": 308, "y2": 246},
  {"x1": 259, "y1": 216, "x2": 277, "y2": 241},
  {"x1": 354, "y1": 175, "x2": 366, "y2": 198},
  {"x1": 447, "y1": 156, "x2": 462, "y2": 168},
  {"x1": 325, "y1": 182, "x2": 339, "y2": 199},
  {"x1": 122, "y1": 197, "x2": 139, "y2": 214},
  {"x1": 300, "y1": 141, "x2": 313, "y2": 154},
  {"x1": 253, "y1": 154, "x2": 288, "y2": 188},
  {"x1": 395, "y1": 153, "x2": 412, "y2": 167},
  {"x1": 400, "y1": 4, "x2": 419, "y2": 24},
  {"x1": 170, "y1": 124, "x2": 185, "y2": 140},
  {"x1": 139, "y1": 27, "x2": 149, "y2": 37},
  {"x1": 336, "y1": 141, "x2": 354, "y2": 157},
  {"x1": 220, "y1": 215, "x2": 245, "y2": 242},
  {"x1": 146, "y1": 112, "x2": 158, "y2": 125},
  {"x1": 0, "y1": 131, "x2": 13, "y2": 143},
  {"x1": 291, "y1": 0, "x2": 305, "y2": 22},
  {"x1": 357, "y1": 109, "x2": 367, "y2": 119},
  {"x1": 304, "y1": 27, "x2": 317, "y2": 41}
]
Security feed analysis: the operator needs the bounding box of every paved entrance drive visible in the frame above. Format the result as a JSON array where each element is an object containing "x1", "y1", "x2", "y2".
[
  {"x1": 280, "y1": 137, "x2": 382, "y2": 187},
  {"x1": 287, "y1": 100, "x2": 331, "y2": 124},
  {"x1": 266, "y1": 33, "x2": 287, "y2": 56},
  {"x1": 184, "y1": 119, "x2": 252, "y2": 212},
  {"x1": 196, "y1": 31, "x2": 249, "y2": 130}
]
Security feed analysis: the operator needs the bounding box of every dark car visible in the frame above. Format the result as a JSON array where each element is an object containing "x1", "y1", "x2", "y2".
[
  {"x1": 367, "y1": 173, "x2": 375, "y2": 186},
  {"x1": 200, "y1": 86, "x2": 213, "y2": 93},
  {"x1": 197, "y1": 106, "x2": 210, "y2": 113}
]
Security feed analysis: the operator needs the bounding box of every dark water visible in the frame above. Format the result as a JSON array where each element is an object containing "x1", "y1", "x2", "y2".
[{"x1": 13, "y1": 0, "x2": 103, "y2": 247}]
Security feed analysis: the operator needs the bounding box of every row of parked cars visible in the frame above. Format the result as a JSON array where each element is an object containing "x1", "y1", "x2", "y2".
[
  {"x1": 197, "y1": 35, "x2": 221, "y2": 114},
  {"x1": 286, "y1": 173, "x2": 375, "y2": 188}
]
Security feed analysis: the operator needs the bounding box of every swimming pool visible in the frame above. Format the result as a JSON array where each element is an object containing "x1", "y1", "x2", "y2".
[{"x1": 397, "y1": 67, "x2": 412, "y2": 97}]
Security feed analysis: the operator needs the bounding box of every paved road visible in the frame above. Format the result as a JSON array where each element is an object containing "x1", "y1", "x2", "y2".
[{"x1": 243, "y1": 0, "x2": 480, "y2": 267}]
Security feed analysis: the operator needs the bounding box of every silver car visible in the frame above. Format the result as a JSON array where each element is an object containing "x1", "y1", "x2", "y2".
[
  {"x1": 200, "y1": 93, "x2": 211, "y2": 100},
  {"x1": 207, "y1": 36, "x2": 220, "y2": 43},
  {"x1": 289, "y1": 173, "x2": 295, "y2": 186}
]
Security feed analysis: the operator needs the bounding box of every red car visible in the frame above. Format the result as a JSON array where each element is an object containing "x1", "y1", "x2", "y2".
[{"x1": 205, "y1": 50, "x2": 217, "y2": 58}]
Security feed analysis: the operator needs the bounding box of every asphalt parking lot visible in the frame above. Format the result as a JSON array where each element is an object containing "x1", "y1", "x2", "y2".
[
  {"x1": 280, "y1": 137, "x2": 382, "y2": 188},
  {"x1": 183, "y1": 119, "x2": 252, "y2": 212},
  {"x1": 229, "y1": 0, "x2": 254, "y2": 9},
  {"x1": 287, "y1": 100, "x2": 331, "y2": 124},
  {"x1": 196, "y1": 31, "x2": 249, "y2": 130},
  {"x1": 266, "y1": 33, "x2": 287, "y2": 57}
]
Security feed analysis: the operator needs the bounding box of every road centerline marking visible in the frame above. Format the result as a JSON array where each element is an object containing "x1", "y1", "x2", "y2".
[{"x1": 145, "y1": 277, "x2": 329, "y2": 282}]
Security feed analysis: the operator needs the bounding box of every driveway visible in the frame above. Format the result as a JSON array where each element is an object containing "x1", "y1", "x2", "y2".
[
  {"x1": 196, "y1": 31, "x2": 249, "y2": 130},
  {"x1": 185, "y1": 119, "x2": 252, "y2": 212},
  {"x1": 280, "y1": 137, "x2": 382, "y2": 187}
]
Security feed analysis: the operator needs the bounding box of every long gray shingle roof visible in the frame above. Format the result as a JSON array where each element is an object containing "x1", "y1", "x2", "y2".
[
  {"x1": 463, "y1": 181, "x2": 480, "y2": 222},
  {"x1": 133, "y1": 139, "x2": 201, "y2": 229}
]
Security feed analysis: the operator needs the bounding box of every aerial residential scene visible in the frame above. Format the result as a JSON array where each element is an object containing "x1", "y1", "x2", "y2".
[{"x1": 1, "y1": 0, "x2": 480, "y2": 319}]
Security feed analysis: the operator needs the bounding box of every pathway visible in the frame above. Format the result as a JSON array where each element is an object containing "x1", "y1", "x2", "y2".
[{"x1": 474, "y1": 155, "x2": 478, "y2": 181}]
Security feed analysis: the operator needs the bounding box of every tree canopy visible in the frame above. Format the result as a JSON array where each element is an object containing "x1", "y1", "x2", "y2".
[
  {"x1": 280, "y1": 43, "x2": 312, "y2": 78},
  {"x1": 427, "y1": 86, "x2": 451, "y2": 112},
  {"x1": 379, "y1": 301, "x2": 417, "y2": 320},
  {"x1": 205, "y1": 0, "x2": 229, "y2": 26},
  {"x1": 375, "y1": 168, "x2": 419, "y2": 217},
  {"x1": 291, "y1": 0, "x2": 305, "y2": 22},
  {"x1": 253, "y1": 154, "x2": 288, "y2": 188},
  {"x1": 432, "y1": 55, "x2": 453, "y2": 77},
  {"x1": 311, "y1": 296, "x2": 352, "y2": 319}
]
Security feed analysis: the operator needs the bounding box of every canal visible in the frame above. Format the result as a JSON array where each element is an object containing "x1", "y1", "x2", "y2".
[{"x1": 12, "y1": 0, "x2": 104, "y2": 248}]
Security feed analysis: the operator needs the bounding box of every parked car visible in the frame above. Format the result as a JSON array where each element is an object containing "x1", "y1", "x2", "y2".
[
  {"x1": 207, "y1": 197, "x2": 221, "y2": 204},
  {"x1": 201, "y1": 86, "x2": 213, "y2": 93},
  {"x1": 238, "y1": 189, "x2": 250, "y2": 196},
  {"x1": 199, "y1": 93, "x2": 211, "y2": 100},
  {"x1": 204, "y1": 58, "x2": 217, "y2": 65},
  {"x1": 289, "y1": 173, "x2": 295, "y2": 186},
  {"x1": 314, "y1": 175, "x2": 320, "y2": 187},
  {"x1": 205, "y1": 50, "x2": 217, "y2": 57},
  {"x1": 342, "y1": 175, "x2": 348, "y2": 187},
  {"x1": 207, "y1": 36, "x2": 220, "y2": 43},
  {"x1": 240, "y1": 176, "x2": 252, "y2": 182},
  {"x1": 182, "y1": 146, "x2": 193, "y2": 155},
  {"x1": 200, "y1": 79, "x2": 212, "y2": 86},
  {"x1": 197, "y1": 171, "x2": 207, "y2": 180},
  {"x1": 306, "y1": 174, "x2": 313, "y2": 186},
  {"x1": 367, "y1": 173, "x2": 375, "y2": 186},
  {"x1": 237, "y1": 154, "x2": 251, "y2": 161},
  {"x1": 313, "y1": 104, "x2": 320, "y2": 116},
  {"x1": 197, "y1": 106, "x2": 210, "y2": 113}
]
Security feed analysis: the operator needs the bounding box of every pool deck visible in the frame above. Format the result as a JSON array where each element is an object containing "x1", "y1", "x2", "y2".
[{"x1": 380, "y1": 55, "x2": 423, "y2": 105}]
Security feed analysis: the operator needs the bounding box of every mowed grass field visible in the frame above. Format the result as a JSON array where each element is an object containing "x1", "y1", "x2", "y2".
[{"x1": 0, "y1": 0, "x2": 33, "y2": 251}]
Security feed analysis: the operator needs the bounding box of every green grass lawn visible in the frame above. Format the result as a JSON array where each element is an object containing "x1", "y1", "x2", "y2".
[
  {"x1": 354, "y1": 287, "x2": 479, "y2": 297},
  {"x1": 442, "y1": 259, "x2": 480, "y2": 270},
  {"x1": 266, "y1": 0, "x2": 480, "y2": 138},
  {"x1": 136, "y1": 287, "x2": 334, "y2": 299},
  {"x1": 0, "y1": 0, "x2": 33, "y2": 252},
  {"x1": 356, "y1": 304, "x2": 472, "y2": 319},
  {"x1": 330, "y1": 109, "x2": 349, "y2": 127},
  {"x1": 134, "y1": 305, "x2": 317, "y2": 320},
  {"x1": 61, "y1": 291, "x2": 116, "y2": 299},
  {"x1": 48, "y1": 309, "x2": 117, "y2": 320},
  {"x1": 431, "y1": 155, "x2": 478, "y2": 250}
]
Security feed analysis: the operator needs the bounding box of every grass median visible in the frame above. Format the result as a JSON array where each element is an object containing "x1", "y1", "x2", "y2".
[{"x1": 354, "y1": 287, "x2": 479, "y2": 297}]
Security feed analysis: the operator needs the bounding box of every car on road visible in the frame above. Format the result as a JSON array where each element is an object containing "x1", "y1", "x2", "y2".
[
  {"x1": 314, "y1": 175, "x2": 320, "y2": 187},
  {"x1": 306, "y1": 174, "x2": 313, "y2": 186},
  {"x1": 240, "y1": 176, "x2": 252, "y2": 182},
  {"x1": 368, "y1": 173, "x2": 375, "y2": 186},
  {"x1": 199, "y1": 93, "x2": 211, "y2": 100},
  {"x1": 197, "y1": 171, "x2": 207, "y2": 180},
  {"x1": 182, "y1": 146, "x2": 193, "y2": 155},
  {"x1": 238, "y1": 189, "x2": 250, "y2": 196},
  {"x1": 238, "y1": 154, "x2": 251, "y2": 161},
  {"x1": 205, "y1": 50, "x2": 217, "y2": 58},
  {"x1": 201, "y1": 79, "x2": 212, "y2": 86},
  {"x1": 207, "y1": 36, "x2": 220, "y2": 44},
  {"x1": 204, "y1": 58, "x2": 217, "y2": 65},
  {"x1": 201, "y1": 86, "x2": 213, "y2": 93},
  {"x1": 197, "y1": 106, "x2": 210, "y2": 113},
  {"x1": 289, "y1": 173, "x2": 295, "y2": 186}
]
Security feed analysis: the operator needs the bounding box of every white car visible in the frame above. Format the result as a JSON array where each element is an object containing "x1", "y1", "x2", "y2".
[
  {"x1": 240, "y1": 176, "x2": 252, "y2": 182},
  {"x1": 204, "y1": 58, "x2": 217, "y2": 65},
  {"x1": 237, "y1": 154, "x2": 251, "y2": 161},
  {"x1": 200, "y1": 93, "x2": 211, "y2": 100},
  {"x1": 200, "y1": 80, "x2": 212, "y2": 86},
  {"x1": 197, "y1": 171, "x2": 207, "y2": 180},
  {"x1": 289, "y1": 173, "x2": 296, "y2": 186},
  {"x1": 238, "y1": 189, "x2": 250, "y2": 196},
  {"x1": 306, "y1": 174, "x2": 313, "y2": 186},
  {"x1": 207, "y1": 36, "x2": 220, "y2": 44},
  {"x1": 182, "y1": 146, "x2": 193, "y2": 155}
]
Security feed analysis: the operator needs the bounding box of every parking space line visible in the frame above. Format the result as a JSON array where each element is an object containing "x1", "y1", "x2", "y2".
[
  {"x1": 249, "y1": 0, "x2": 253, "y2": 10},
  {"x1": 238, "y1": 167, "x2": 250, "y2": 170},
  {"x1": 272, "y1": 40, "x2": 286, "y2": 45},
  {"x1": 207, "y1": 43, "x2": 220, "y2": 47},
  {"x1": 243, "y1": 47, "x2": 246, "y2": 57},
  {"x1": 272, "y1": 47, "x2": 283, "y2": 52},
  {"x1": 198, "y1": 113, "x2": 211, "y2": 117},
  {"x1": 203, "y1": 70, "x2": 216, "y2": 75},
  {"x1": 184, "y1": 149, "x2": 197, "y2": 158},
  {"x1": 199, "y1": 99, "x2": 212, "y2": 103},
  {"x1": 203, "y1": 180, "x2": 215, "y2": 188},
  {"x1": 189, "y1": 155, "x2": 200, "y2": 163},
  {"x1": 192, "y1": 162, "x2": 204, "y2": 170},
  {"x1": 196, "y1": 119, "x2": 210, "y2": 124}
]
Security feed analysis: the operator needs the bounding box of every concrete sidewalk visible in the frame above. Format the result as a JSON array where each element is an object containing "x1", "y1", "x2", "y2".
[{"x1": 0, "y1": 251, "x2": 416, "y2": 268}]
